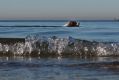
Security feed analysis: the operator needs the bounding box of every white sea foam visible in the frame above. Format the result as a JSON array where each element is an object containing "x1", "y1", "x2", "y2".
[{"x1": 0, "y1": 35, "x2": 119, "y2": 57}]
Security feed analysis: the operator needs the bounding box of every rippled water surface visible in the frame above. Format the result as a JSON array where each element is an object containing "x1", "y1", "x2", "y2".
[
  {"x1": 0, "y1": 21, "x2": 119, "y2": 42},
  {"x1": 0, "y1": 20, "x2": 119, "y2": 80},
  {"x1": 0, "y1": 57, "x2": 119, "y2": 80}
]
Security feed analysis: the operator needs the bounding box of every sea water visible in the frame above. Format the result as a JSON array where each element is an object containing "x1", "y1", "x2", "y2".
[
  {"x1": 0, "y1": 20, "x2": 119, "y2": 42},
  {"x1": 0, "y1": 20, "x2": 119, "y2": 80}
]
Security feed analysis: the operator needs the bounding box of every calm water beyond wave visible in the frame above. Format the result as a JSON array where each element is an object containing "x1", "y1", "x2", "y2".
[
  {"x1": 0, "y1": 21, "x2": 119, "y2": 42},
  {"x1": 0, "y1": 20, "x2": 119, "y2": 80}
]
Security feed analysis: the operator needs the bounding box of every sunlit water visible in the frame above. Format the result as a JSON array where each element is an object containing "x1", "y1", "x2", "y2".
[{"x1": 0, "y1": 20, "x2": 119, "y2": 80}]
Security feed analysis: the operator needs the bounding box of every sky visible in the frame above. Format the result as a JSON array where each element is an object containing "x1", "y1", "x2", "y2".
[{"x1": 0, "y1": 0, "x2": 119, "y2": 20}]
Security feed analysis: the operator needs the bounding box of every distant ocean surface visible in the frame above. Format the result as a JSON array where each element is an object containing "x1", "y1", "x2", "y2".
[
  {"x1": 0, "y1": 20, "x2": 119, "y2": 42},
  {"x1": 0, "y1": 20, "x2": 119, "y2": 80}
]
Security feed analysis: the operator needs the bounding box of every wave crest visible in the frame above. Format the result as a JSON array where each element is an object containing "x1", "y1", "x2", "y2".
[{"x1": 0, "y1": 35, "x2": 119, "y2": 57}]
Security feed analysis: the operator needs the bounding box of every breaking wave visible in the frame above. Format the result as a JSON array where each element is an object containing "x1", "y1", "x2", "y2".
[{"x1": 0, "y1": 35, "x2": 119, "y2": 57}]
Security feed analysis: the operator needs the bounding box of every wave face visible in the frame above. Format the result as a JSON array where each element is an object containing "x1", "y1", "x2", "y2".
[{"x1": 0, "y1": 35, "x2": 119, "y2": 57}]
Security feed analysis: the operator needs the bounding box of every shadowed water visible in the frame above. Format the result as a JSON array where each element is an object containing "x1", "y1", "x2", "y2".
[{"x1": 0, "y1": 57, "x2": 119, "y2": 80}]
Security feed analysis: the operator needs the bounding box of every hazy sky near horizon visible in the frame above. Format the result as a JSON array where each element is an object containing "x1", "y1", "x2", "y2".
[{"x1": 0, "y1": 0, "x2": 119, "y2": 20}]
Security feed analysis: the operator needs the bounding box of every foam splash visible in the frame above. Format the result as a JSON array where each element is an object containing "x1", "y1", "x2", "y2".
[{"x1": 0, "y1": 35, "x2": 119, "y2": 57}]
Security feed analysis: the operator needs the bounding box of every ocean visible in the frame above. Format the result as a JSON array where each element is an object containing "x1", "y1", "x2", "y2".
[{"x1": 0, "y1": 20, "x2": 119, "y2": 80}]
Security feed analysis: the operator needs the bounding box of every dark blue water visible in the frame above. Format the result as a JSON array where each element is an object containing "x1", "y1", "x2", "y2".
[
  {"x1": 0, "y1": 21, "x2": 119, "y2": 42},
  {"x1": 0, "y1": 21, "x2": 119, "y2": 80},
  {"x1": 0, "y1": 57, "x2": 119, "y2": 80}
]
